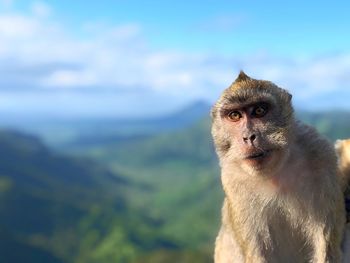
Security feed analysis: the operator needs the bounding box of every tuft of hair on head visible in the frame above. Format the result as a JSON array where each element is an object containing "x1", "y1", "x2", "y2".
[{"x1": 234, "y1": 70, "x2": 252, "y2": 83}]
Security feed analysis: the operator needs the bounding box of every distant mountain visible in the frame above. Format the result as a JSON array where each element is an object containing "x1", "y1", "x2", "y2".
[
  {"x1": 0, "y1": 100, "x2": 212, "y2": 148},
  {"x1": 153, "y1": 100, "x2": 211, "y2": 127},
  {"x1": 64, "y1": 100, "x2": 211, "y2": 148}
]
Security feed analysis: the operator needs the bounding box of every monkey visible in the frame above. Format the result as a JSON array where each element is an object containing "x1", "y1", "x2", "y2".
[
  {"x1": 336, "y1": 139, "x2": 350, "y2": 192},
  {"x1": 335, "y1": 139, "x2": 350, "y2": 261},
  {"x1": 211, "y1": 71, "x2": 346, "y2": 263}
]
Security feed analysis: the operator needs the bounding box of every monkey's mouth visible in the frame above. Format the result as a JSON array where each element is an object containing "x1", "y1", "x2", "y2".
[{"x1": 245, "y1": 149, "x2": 272, "y2": 160}]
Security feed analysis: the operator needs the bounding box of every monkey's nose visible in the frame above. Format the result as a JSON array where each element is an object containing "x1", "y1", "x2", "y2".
[{"x1": 243, "y1": 134, "x2": 256, "y2": 143}]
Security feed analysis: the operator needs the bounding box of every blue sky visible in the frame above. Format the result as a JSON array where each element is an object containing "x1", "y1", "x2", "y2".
[
  {"x1": 11, "y1": 0, "x2": 350, "y2": 55},
  {"x1": 1, "y1": 0, "x2": 350, "y2": 118}
]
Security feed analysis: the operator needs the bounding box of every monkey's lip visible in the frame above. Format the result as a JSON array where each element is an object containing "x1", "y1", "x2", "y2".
[{"x1": 245, "y1": 149, "x2": 273, "y2": 160}]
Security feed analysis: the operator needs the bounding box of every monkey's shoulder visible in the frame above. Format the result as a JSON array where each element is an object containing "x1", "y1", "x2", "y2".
[{"x1": 294, "y1": 120, "x2": 337, "y2": 170}]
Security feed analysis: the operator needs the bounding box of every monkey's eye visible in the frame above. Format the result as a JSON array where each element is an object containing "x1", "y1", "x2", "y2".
[
  {"x1": 228, "y1": 111, "x2": 242, "y2": 122},
  {"x1": 252, "y1": 104, "x2": 268, "y2": 118}
]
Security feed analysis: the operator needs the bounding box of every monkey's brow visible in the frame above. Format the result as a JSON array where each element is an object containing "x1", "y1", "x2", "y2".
[
  {"x1": 226, "y1": 94, "x2": 250, "y2": 104},
  {"x1": 222, "y1": 95, "x2": 274, "y2": 110},
  {"x1": 220, "y1": 102, "x2": 266, "y2": 114}
]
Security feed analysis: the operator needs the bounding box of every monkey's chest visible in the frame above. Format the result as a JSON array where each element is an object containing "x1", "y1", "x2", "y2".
[
  {"x1": 235, "y1": 194, "x2": 314, "y2": 262},
  {"x1": 264, "y1": 212, "x2": 312, "y2": 263}
]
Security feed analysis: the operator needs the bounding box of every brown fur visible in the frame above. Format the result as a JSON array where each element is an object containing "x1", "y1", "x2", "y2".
[
  {"x1": 335, "y1": 139, "x2": 350, "y2": 192},
  {"x1": 335, "y1": 139, "x2": 350, "y2": 262},
  {"x1": 212, "y1": 71, "x2": 346, "y2": 263}
]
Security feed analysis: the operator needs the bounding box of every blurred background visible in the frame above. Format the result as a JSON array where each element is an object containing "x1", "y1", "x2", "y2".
[{"x1": 0, "y1": 0, "x2": 350, "y2": 262}]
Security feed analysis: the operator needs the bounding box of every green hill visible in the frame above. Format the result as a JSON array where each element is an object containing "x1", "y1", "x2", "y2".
[
  {"x1": 0, "y1": 130, "x2": 135, "y2": 262},
  {"x1": 297, "y1": 111, "x2": 350, "y2": 141},
  {"x1": 0, "y1": 130, "x2": 184, "y2": 262},
  {"x1": 63, "y1": 117, "x2": 223, "y2": 249}
]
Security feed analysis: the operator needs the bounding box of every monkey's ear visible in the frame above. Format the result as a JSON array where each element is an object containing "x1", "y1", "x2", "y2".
[{"x1": 234, "y1": 71, "x2": 251, "y2": 82}]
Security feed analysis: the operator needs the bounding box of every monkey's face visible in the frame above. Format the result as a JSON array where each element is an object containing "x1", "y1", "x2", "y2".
[{"x1": 211, "y1": 72, "x2": 294, "y2": 176}]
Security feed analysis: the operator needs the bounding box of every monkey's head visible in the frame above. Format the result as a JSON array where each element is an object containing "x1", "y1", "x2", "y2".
[{"x1": 211, "y1": 71, "x2": 294, "y2": 176}]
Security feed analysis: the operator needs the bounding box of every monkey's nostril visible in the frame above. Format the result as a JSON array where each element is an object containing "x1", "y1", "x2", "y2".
[{"x1": 243, "y1": 134, "x2": 256, "y2": 143}]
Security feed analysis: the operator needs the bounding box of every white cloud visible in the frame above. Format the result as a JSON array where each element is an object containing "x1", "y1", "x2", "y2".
[
  {"x1": 0, "y1": 15, "x2": 40, "y2": 38},
  {"x1": 41, "y1": 69, "x2": 98, "y2": 87},
  {"x1": 233, "y1": 52, "x2": 350, "y2": 103},
  {"x1": 0, "y1": 2, "x2": 349, "y2": 117}
]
